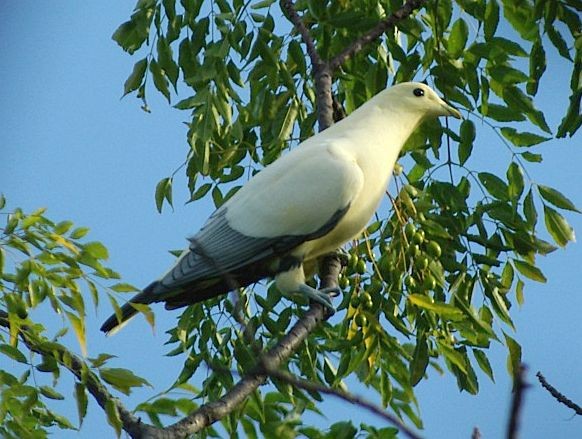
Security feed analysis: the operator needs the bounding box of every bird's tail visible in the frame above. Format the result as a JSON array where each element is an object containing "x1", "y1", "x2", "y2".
[{"x1": 100, "y1": 282, "x2": 158, "y2": 335}]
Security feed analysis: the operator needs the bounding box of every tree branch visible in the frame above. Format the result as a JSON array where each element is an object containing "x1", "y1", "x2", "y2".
[
  {"x1": 329, "y1": 0, "x2": 427, "y2": 71},
  {"x1": 163, "y1": 303, "x2": 334, "y2": 436},
  {"x1": 280, "y1": 0, "x2": 322, "y2": 69},
  {"x1": 262, "y1": 366, "x2": 423, "y2": 439},
  {"x1": 536, "y1": 371, "x2": 582, "y2": 416},
  {"x1": 507, "y1": 364, "x2": 529, "y2": 439},
  {"x1": 0, "y1": 311, "x2": 152, "y2": 438}
]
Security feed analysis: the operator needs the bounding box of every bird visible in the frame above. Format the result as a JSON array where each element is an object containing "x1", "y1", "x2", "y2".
[{"x1": 100, "y1": 81, "x2": 461, "y2": 335}]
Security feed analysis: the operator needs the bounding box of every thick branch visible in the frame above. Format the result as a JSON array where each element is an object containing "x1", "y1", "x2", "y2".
[
  {"x1": 536, "y1": 371, "x2": 582, "y2": 415},
  {"x1": 264, "y1": 367, "x2": 423, "y2": 439},
  {"x1": 329, "y1": 0, "x2": 427, "y2": 71},
  {"x1": 506, "y1": 364, "x2": 529, "y2": 439}
]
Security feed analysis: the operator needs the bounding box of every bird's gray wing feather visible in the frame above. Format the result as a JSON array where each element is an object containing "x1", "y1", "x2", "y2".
[{"x1": 155, "y1": 204, "x2": 349, "y2": 295}]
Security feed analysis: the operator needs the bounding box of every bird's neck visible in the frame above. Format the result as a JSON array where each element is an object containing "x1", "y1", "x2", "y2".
[{"x1": 341, "y1": 101, "x2": 424, "y2": 167}]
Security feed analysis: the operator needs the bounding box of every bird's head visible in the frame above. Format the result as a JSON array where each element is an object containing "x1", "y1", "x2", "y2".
[{"x1": 381, "y1": 82, "x2": 462, "y2": 120}]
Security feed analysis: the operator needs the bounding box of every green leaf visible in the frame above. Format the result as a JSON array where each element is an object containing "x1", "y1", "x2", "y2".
[
  {"x1": 544, "y1": 205, "x2": 576, "y2": 247},
  {"x1": 251, "y1": 0, "x2": 275, "y2": 8},
  {"x1": 157, "y1": 38, "x2": 179, "y2": 88},
  {"x1": 410, "y1": 335, "x2": 429, "y2": 386},
  {"x1": 70, "y1": 227, "x2": 90, "y2": 239},
  {"x1": 489, "y1": 37, "x2": 528, "y2": 56},
  {"x1": 489, "y1": 65, "x2": 529, "y2": 84},
  {"x1": 83, "y1": 241, "x2": 109, "y2": 260},
  {"x1": 111, "y1": 5, "x2": 153, "y2": 54},
  {"x1": 105, "y1": 399, "x2": 122, "y2": 438},
  {"x1": 89, "y1": 353, "x2": 117, "y2": 368},
  {"x1": 189, "y1": 183, "x2": 212, "y2": 202},
  {"x1": 523, "y1": 189, "x2": 537, "y2": 228},
  {"x1": 111, "y1": 283, "x2": 140, "y2": 293},
  {"x1": 40, "y1": 385, "x2": 65, "y2": 400},
  {"x1": 155, "y1": 177, "x2": 173, "y2": 213},
  {"x1": 513, "y1": 259, "x2": 547, "y2": 283},
  {"x1": 99, "y1": 367, "x2": 151, "y2": 396},
  {"x1": 473, "y1": 349, "x2": 494, "y2": 382},
  {"x1": 0, "y1": 344, "x2": 27, "y2": 363},
  {"x1": 538, "y1": 185, "x2": 580, "y2": 212},
  {"x1": 507, "y1": 162, "x2": 524, "y2": 199},
  {"x1": 448, "y1": 19, "x2": 468, "y2": 58},
  {"x1": 546, "y1": 26, "x2": 572, "y2": 60},
  {"x1": 521, "y1": 151, "x2": 543, "y2": 163},
  {"x1": 500, "y1": 0, "x2": 537, "y2": 41},
  {"x1": 484, "y1": 0, "x2": 500, "y2": 40},
  {"x1": 123, "y1": 58, "x2": 148, "y2": 96},
  {"x1": 500, "y1": 127, "x2": 550, "y2": 147},
  {"x1": 150, "y1": 58, "x2": 171, "y2": 103},
  {"x1": 503, "y1": 332, "x2": 522, "y2": 386},
  {"x1": 528, "y1": 40, "x2": 546, "y2": 95},
  {"x1": 66, "y1": 311, "x2": 87, "y2": 356},
  {"x1": 478, "y1": 172, "x2": 509, "y2": 200},
  {"x1": 408, "y1": 294, "x2": 464, "y2": 320},
  {"x1": 484, "y1": 103, "x2": 526, "y2": 122}
]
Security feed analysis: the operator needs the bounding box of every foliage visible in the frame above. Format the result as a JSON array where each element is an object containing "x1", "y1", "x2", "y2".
[
  {"x1": 2, "y1": 0, "x2": 580, "y2": 437},
  {"x1": 0, "y1": 196, "x2": 149, "y2": 437},
  {"x1": 110, "y1": 0, "x2": 580, "y2": 434}
]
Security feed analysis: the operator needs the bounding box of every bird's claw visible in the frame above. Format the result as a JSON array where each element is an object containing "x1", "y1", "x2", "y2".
[{"x1": 298, "y1": 284, "x2": 337, "y2": 316}]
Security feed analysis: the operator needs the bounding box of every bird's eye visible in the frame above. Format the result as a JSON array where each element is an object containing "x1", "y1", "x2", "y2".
[{"x1": 413, "y1": 88, "x2": 425, "y2": 97}]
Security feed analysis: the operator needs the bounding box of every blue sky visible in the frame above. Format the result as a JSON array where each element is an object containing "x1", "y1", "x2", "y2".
[{"x1": 1, "y1": 3, "x2": 581, "y2": 438}]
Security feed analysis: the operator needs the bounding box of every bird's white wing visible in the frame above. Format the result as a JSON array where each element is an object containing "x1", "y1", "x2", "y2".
[
  {"x1": 155, "y1": 141, "x2": 364, "y2": 293},
  {"x1": 226, "y1": 141, "x2": 364, "y2": 238}
]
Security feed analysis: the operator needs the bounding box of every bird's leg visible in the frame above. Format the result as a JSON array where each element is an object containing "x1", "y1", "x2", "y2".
[{"x1": 297, "y1": 284, "x2": 336, "y2": 315}]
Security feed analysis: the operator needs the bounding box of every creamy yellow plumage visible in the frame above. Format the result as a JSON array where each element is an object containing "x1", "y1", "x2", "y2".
[{"x1": 101, "y1": 82, "x2": 461, "y2": 335}]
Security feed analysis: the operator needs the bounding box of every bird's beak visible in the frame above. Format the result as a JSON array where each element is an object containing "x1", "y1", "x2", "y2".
[{"x1": 441, "y1": 101, "x2": 462, "y2": 119}]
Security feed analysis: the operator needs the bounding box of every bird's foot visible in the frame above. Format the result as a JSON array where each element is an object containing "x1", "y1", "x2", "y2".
[{"x1": 297, "y1": 284, "x2": 336, "y2": 316}]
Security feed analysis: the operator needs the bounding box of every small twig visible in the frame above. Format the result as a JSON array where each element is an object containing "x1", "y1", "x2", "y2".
[
  {"x1": 507, "y1": 364, "x2": 529, "y2": 439},
  {"x1": 329, "y1": 0, "x2": 428, "y2": 71},
  {"x1": 262, "y1": 366, "x2": 423, "y2": 439},
  {"x1": 536, "y1": 371, "x2": 582, "y2": 416}
]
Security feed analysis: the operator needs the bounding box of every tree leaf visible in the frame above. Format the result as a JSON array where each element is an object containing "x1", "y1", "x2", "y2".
[
  {"x1": 546, "y1": 26, "x2": 572, "y2": 60},
  {"x1": 155, "y1": 177, "x2": 173, "y2": 213},
  {"x1": 544, "y1": 205, "x2": 576, "y2": 247},
  {"x1": 149, "y1": 58, "x2": 171, "y2": 103},
  {"x1": 408, "y1": 294, "x2": 464, "y2": 320},
  {"x1": 503, "y1": 332, "x2": 522, "y2": 387},
  {"x1": 74, "y1": 383, "x2": 88, "y2": 427},
  {"x1": 484, "y1": 0, "x2": 500, "y2": 40},
  {"x1": 105, "y1": 399, "x2": 122, "y2": 438},
  {"x1": 410, "y1": 334, "x2": 429, "y2": 386},
  {"x1": 478, "y1": 172, "x2": 509, "y2": 200},
  {"x1": 448, "y1": 19, "x2": 469, "y2": 58},
  {"x1": 523, "y1": 189, "x2": 537, "y2": 228},
  {"x1": 82, "y1": 241, "x2": 109, "y2": 260},
  {"x1": 500, "y1": 127, "x2": 550, "y2": 147},
  {"x1": 0, "y1": 344, "x2": 27, "y2": 363},
  {"x1": 538, "y1": 185, "x2": 580, "y2": 212},
  {"x1": 507, "y1": 162, "x2": 525, "y2": 199},
  {"x1": 99, "y1": 367, "x2": 151, "y2": 396},
  {"x1": 473, "y1": 349, "x2": 494, "y2": 382},
  {"x1": 40, "y1": 385, "x2": 65, "y2": 400},
  {"x1": 123, "y1": 58, "x2": 148, "y2": 96},
  {"x1": 513, "y1": 259, "x2": 547, "y2": 283}
]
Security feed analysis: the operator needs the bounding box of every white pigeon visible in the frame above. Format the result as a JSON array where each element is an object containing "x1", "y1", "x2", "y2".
[{"x1": 101, "y1": 82, "x2": 461, "y2": 334}]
